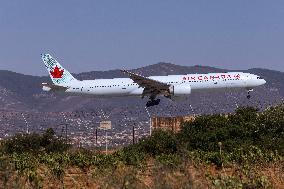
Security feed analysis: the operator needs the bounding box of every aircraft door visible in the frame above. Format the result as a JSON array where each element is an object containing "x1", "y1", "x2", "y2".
[
  {"x1": 120, "y1": 82, "x2": 129, "y2": 95},
  {"x1": 81, "y1": 86, "x2": 91, "y2": 94},
  {"x1": 121, "y1": 82, "x2": 127, "y2": 90}
]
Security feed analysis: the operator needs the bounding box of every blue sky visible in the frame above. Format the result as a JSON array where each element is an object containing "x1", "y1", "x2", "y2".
[{"x1": 0, "y1": 0, "x2": 284, "y2": 75}]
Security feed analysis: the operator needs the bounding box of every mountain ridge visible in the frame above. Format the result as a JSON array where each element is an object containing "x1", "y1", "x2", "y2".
[
  {"x1": 0, "y1": 62, "x2": 283, "y2": 79},
  {"x1": 0, "y1": 63, "x2": 283, "y2": 113}
]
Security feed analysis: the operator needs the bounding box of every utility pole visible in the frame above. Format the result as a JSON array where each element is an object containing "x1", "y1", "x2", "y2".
[
  {"x1": 65, "y1": 123, "x2": 68, "y2": 142},
  {"x1": 105, "y1": 130, "x2": 108, "y2": 154},
  {"x1": 95, "y1": 128, "x2": 98, "y2": 146},
  {"x1": 145, "y1": 106, "x2": 152, "y2": 136},
  {"x1": 21, "y1": 113, "x2": 29, "y2": 134},
  {"x1": 132, "y1": 125, "x2": 135, "y2": 145},
  {"x1": 231, "y1": 95, "x2": 239, "y2": 109},
  {"x1": 62, "y1": 113, "x2": 68, "y2": 143},
  {"x1": 189, "y1": 104, "x2": 196, "y2": 117}
]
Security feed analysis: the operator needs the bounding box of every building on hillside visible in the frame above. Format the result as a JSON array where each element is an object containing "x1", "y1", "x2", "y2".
[{"x1": 151, "y1": 116, "x2": 195, "y2": 133}]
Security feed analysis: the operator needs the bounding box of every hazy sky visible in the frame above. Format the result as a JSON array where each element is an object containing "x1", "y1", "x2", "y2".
[{"x1": 0, "y1": 0, "x2": 284, "y2": 75}]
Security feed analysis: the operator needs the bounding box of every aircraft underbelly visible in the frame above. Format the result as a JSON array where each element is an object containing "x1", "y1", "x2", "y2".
[
  {"x1": 191, "y1": 84, "x2": 245, "y2": 93},
  {"x1": 67, "y1": 86, "x2": 142, "y2": 97}
]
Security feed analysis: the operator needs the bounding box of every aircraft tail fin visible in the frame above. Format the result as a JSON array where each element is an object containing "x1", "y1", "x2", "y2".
[{"x1": 41, "y1": 54, "x2": 77, "y2": 86}]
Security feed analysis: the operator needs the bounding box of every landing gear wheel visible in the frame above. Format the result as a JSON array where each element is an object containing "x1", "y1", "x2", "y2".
[
  {"x1": 247, "y1": 94, "x2": 251, "y2": 99},
  {"x1": 146, "y1": 101, "x2": 151, "y2": 107},
  {"x1": 154, "y1": 99, "x2": 160, "y2": 105},
  {"x1": 146, "y1": 99, "x2": 160, "y2": 107}
]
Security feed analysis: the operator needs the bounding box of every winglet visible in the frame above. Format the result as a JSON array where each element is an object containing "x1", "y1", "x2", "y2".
[
  {"x1": 120, "y1": 69, "x2": 129, "y2": 74},
  {"x1": 120, "y1": 69, "x2": 145, "y2": 77}
]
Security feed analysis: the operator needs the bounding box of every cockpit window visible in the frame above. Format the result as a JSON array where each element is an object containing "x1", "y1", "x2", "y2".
[{"x1": 257, "y1": 76, "x2": 263, "y2": 79}]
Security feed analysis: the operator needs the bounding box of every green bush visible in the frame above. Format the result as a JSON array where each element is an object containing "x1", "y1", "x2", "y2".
[
  {"x1": 119, "y1": 146, "x2": 146, "y2": 166},
  {"x1": 12, "y1": 153, "x2": 37, "y2": 174},
  {"x1": 2, "y1": 128, "x2": 70, "y2": 154},
  {"x1": 178, "y1": 105, "x2": 284, "y2": 155},
  {"x1": 0, "y1": 105, "x2": 283, "y2": 184},
  {"x1": 156, "y1": 154, "x2": 181, "y2": 168},
  {"x1": 70, "y1": 152, "x2": 92, "y2": 168},
  {"x1": 0, "y1": 155, "x2": 14, "y2": 187},
  {"x1": 135, "y1": 130, "x2": 178, "y2": 156}
]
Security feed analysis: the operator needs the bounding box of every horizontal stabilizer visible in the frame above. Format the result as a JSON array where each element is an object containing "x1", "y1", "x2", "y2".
[{"x1": 42, "y1": 83, "x2": 69, "y2": 92}]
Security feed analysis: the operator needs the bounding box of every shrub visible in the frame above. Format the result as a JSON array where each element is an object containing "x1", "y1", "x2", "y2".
[
  {"x1": 136, "y1": 130, "x2": 178, "y2": 156},
  {"x1": 119, "y1": 146, "x2": 146, "y2": 166},
  {"x1": 2, "y1": 128, "x2": 70, "y2": 154},
  {"x1": 156, "y1": 154, "x2": 181, "y2": 168},
  {"x1": 178, "y1": 106, "x2": 284, "y2": 155}
]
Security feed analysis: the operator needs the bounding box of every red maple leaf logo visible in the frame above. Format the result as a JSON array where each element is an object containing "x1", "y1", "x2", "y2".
[{"x1": 50, "y1": 66, "x2": 64, "y2": 78}]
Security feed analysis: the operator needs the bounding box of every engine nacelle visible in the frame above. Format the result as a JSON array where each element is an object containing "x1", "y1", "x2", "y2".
[{"x1": 169, "y1": 84, "x2": 191, "y2": 96}]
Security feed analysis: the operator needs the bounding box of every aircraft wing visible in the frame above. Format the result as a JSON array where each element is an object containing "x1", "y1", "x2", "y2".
[{"x1": 121, "y1": 70, "x2": 170, "y2": 97}]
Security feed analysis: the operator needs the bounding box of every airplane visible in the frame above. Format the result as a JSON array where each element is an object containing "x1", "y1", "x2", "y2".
[{"x1": 41, "y1": 54, "x2": 266, "y2": 107}]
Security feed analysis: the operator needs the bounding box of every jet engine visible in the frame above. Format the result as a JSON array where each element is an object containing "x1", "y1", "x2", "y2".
[{"x1": 169, "y1": 84, "x2": 191, "y2": 96}]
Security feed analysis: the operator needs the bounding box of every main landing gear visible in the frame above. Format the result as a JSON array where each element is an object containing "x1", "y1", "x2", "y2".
[{"x1": 146, "y1": 99, "x2": 160, "y2": 107}]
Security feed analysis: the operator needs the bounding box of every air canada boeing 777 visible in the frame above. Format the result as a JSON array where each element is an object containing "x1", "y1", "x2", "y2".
[{"x1": 41, "y1": 54, "x2": 266, "y2": 107}]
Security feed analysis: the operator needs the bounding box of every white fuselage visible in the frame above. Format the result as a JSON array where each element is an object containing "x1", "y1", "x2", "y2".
[{"x1": 45, "y1": 72, "x2": 266, "y2": 97}]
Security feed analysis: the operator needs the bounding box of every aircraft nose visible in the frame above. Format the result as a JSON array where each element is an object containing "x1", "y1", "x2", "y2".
[{"x1": 262, "y1": 79, "x2": 266, "y2": 85}]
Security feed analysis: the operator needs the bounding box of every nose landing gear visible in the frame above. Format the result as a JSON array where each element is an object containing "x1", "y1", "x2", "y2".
[
  {"x1": 247, "y1": 94, "x2": 251, "y2": 99},
  {"x1": 247, "y1": 89, "x2": 253, "y2": 99}
]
